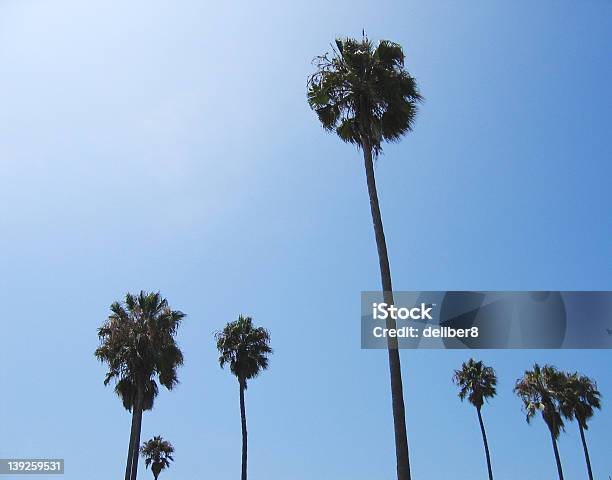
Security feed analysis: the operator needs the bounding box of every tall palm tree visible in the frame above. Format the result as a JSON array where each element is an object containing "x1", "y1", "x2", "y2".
[
  {"x1": 215, "y1": 315, "x2": 272, "y2": 480},
  {"x1": 95, "y1": 291, "x2": 185, "y2": 480},
  {"x1": 307, "y1": 35, "x2": 421, "y2": 480},
  {"x1": 140, "y1": 436, "x2": 175, "y2": 480},
  {"x1": 452, "y1": 359, "x2": 497, "y2": 480},
  {"x1": 514, "y1": 364, "x2": 567, "y2": 480},
  {"x1": 559, "y1": 372, "x2": 602, "y2": 480}
]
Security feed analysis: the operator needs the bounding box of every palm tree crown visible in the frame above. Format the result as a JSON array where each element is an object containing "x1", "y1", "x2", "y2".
[
  {"x1": 307, "y1": 35, "x2": 422, "y2": 156},
  {"x1": 559, "y1": 373, "x2": 602, "y2": 429},
  {"x1": 215, "y1": 315, "x2": 272, "y2": 386},
  {"x1": 453, "y1": 358, "x2": 497, "y2": 409},
  {"x1": 95, "y1": 291, "x2": 185, "y2": 406},
  {"x1": 514, "y1": 364, "x2": 566, "y2": 438},
  {"x1": 140, "y1": 436, "x2": 174, "y2": 480}
]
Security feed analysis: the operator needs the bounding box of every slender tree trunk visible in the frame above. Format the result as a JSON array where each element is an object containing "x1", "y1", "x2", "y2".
[
  {"x1": 130, "y1": 387, "x2": 144, "y2": 480},
  {"x1": 125, "y1": 407, "x2": 138, "y2": 480},
  {"x1": 362, "y1": 137, "x2": 411, "y2": 480},
  {"x1": 239, "y1": 379, "x2": 248, "y2": 480},
  {"x1": 476, "y1": 407, "x2": 494, "y2": 480},
  {"x1": 578, "y1": 422, "x2": 594, "y2": 480},
  {"x1": 549, "y1": 429, "x2": 564, "y2": 480}
]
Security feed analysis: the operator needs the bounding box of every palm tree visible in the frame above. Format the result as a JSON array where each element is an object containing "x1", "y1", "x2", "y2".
[
  {"x1": 452, "y1": 359, "x2": 497, "y2": 480},
  {"x1": 514, "y1": 364, "x2": 567, "y2": 480},
  {"x1": 559, "y1": 372, "x2": 602, "y2": 480},
  {"x1": 140, "y1": 436, "x2": 175, "y2": 480},
  {"x1": 307, "y1": 34, "x2": 421, "y2": 480},
  {"x1": 95, "y1": 291, "x2": 185, "y2": 480},
  {"x1": 215, "y1": 315, "x2": 272, "y2": 480}
]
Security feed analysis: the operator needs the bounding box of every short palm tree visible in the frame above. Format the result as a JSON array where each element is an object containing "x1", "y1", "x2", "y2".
[
  {"x1": 95, "y1": 291, "x2": 185, "y2": 480},
  {"x1": 215, "y1": 315, "x2": 272, "y2": 480},
  {"x1": 559, "y1": 372, "x2": 601, "y2": 480},
  {"x1": 140, "y1": 436, "x2": 174, "y2": 480},
  {"x1": 514, "y1": 364, "x2": 567, "y2": 480},
  {"x1": 453, "y1": 359, "x2": 497, "y2": 480},
  {"x1": 307, "y1": 34, "x2": 421, "y2": 480}
]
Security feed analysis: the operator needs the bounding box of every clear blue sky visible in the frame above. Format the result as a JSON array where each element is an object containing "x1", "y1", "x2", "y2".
[{"x1": 1, "y1": 1, "x2": 611, "y2": 479}]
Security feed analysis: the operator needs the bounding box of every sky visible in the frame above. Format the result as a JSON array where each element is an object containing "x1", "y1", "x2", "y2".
[{"x1": 0, "y1": 1, "x2": 611, "y2": 479}]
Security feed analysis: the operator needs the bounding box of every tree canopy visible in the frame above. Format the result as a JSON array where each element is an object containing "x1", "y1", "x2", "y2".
[{"x1": 307, "y1": 35, "x2": 422, "y2": 155}]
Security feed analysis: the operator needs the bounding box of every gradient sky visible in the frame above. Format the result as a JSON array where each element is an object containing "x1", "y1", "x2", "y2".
[{"x1": 1, "y1": 1, "x2": 611, "y2": 479}]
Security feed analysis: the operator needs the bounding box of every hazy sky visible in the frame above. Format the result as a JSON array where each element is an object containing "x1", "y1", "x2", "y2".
[{"x1": 1, "y1": 1, "x2": 611, "y2": 479}]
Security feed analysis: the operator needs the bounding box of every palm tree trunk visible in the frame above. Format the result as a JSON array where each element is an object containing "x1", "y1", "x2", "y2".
[
  {"x1": 578, "y1": 423, "x2": 594, "y2": 480},
  {"x1": 130, "y1": 387, "x2": 144, "y2": 480},
  {"x1": 549, "y1": 429, "x2": 565, "y2": 480},
  {"x1": 362, "y1": 137, "x2": 411, "y2": 480},
  {"x1": 125, "y1": 407, "x2": 137, "y2": 480},
  {"x1": 239, "y1": 379, "x2": 248, "y2": 480},
  {"x1": 476, "y1": 407, "x2": 494, "y2": 480}
]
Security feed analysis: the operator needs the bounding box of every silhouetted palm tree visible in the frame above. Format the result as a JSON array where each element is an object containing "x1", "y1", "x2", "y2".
[
  {"x1": 215, "y1": 315, "x2": 272, "y2": 480},
  {"x1": 453, "y1": 359, "x2": 497, "y2": 480},
  {"x1": 140, "y1": 436, "x2": 174, "y2": 480},
  {"x1": 95, "y1": 291, "x2": 185, "y2": 480},
  {"x1": 514, "y1": 364, "x2": 566, "y2": 480},
  {"x1": 307, "y1": 34, "x2": 421, "y2": 480},
  {"x1": 559, "y1": 372, "x2": 601, "y2": 480}
]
